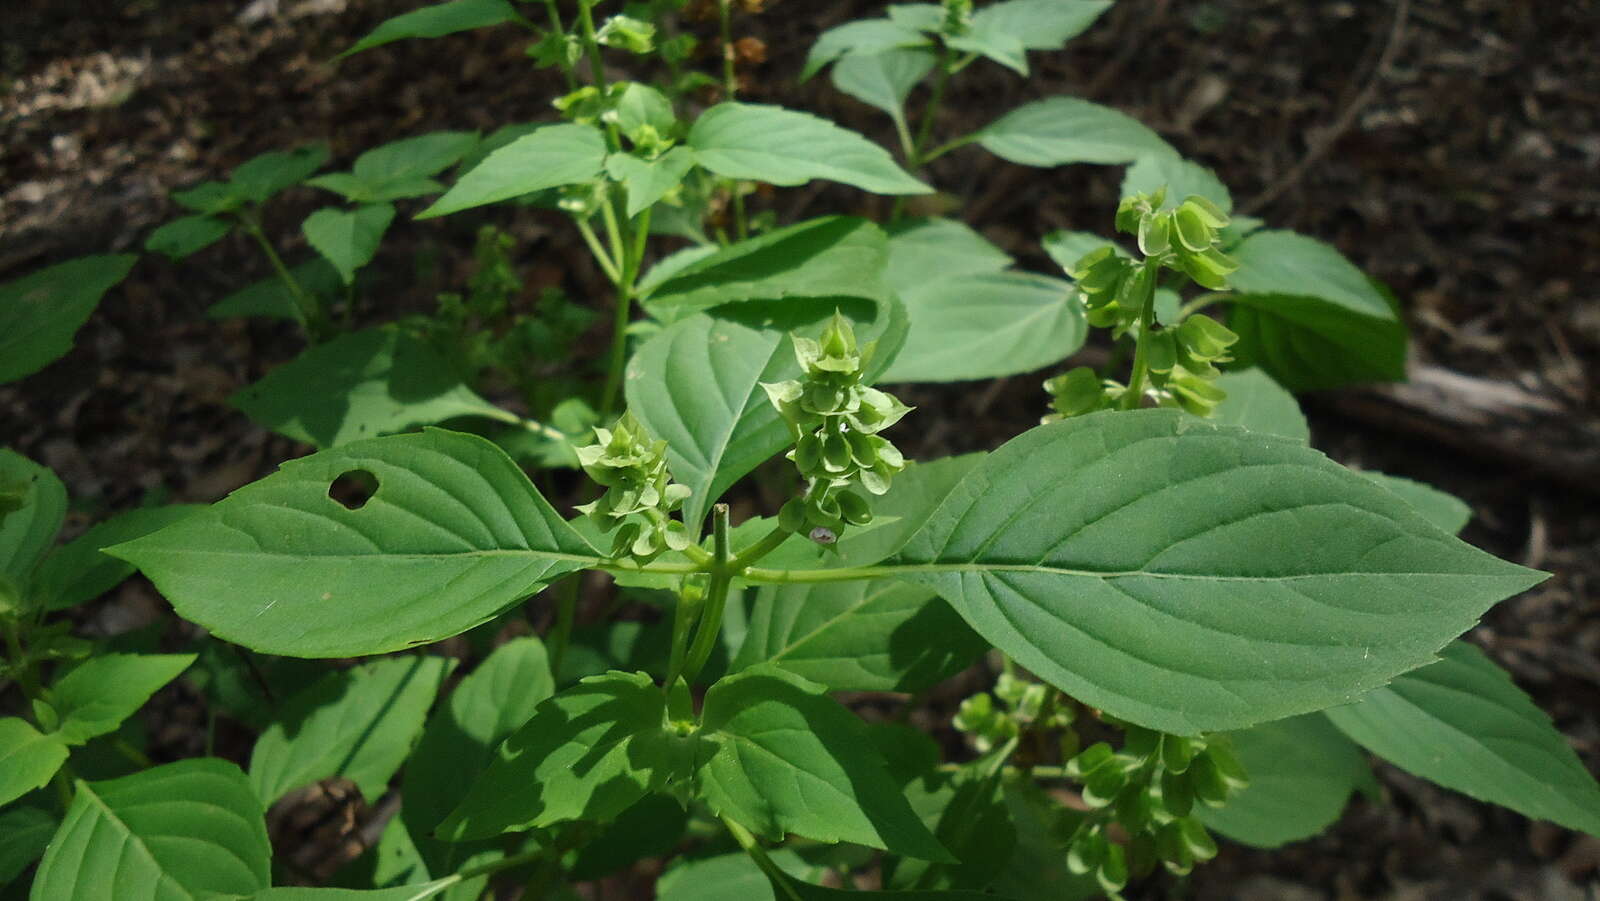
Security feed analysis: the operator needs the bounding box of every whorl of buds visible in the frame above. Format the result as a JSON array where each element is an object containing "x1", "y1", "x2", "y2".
[
  {"x1": 762, "y1": 312, "x2": 912, "y2": 537},
  {"x1": 574, "y1": 412, "x2": 692, "y2": 560}
]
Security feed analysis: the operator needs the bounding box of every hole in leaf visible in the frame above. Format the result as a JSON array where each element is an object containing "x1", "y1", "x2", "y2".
[{"x1": 328, "y1": 469, "x2": 378, "y2": 510}]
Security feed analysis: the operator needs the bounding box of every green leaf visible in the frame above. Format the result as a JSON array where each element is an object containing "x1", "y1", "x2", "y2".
[
  {"x1": 341, "y1": 0, "x2": 520, "y2": 57},
  {"x1": 354, "y1": 130, "x2": 479, "y2": 188},
  {"x1": 0, "y1": 449, "x2": 66, "y2": 593},
  {"x1": 778, "y1": 881, "x2": 1014, "y2": 900},
  {"x1": 604, "y1": 146, "x2": 696, "y2": 218},
  {"x1": 627, "y1": 298, "x2": 899, "y2": 533},
  {"x1": 1121, "y1": 154, "x2": 1233, "y2": 213},
  {"x1": 252, "y1": 882, "x2": 457, "y2": 900},
  {"x1": 250, "y1": 655, "x2": 453, "y2": 805},
  {"x1": 733, "y1": 580, "x2": 986, "y2": 692},
  {"x1": 48, "y1": 653, "x2": 196, "y2": 745},
  {"x1": 887, "y1": 759, "x2": 1016, "y2": 891},
  {"x1": 688, "y1": 103, "x2": 931, "y2": 196},
  {"x1": 231, "y1": 326, "x2": 512, "y2": 448},
  {"x1": 881, "y1": 271, "x2": 1085, "y2": 383},
  {"x1": 303, "y1": 203, "x2": 397, "y2": 285},
  {"x1": 418, "y1": 123, "x2": 607, "y2": 219},
  {"x1": 31, "y1": 758, "x2": 272, "y2": 900},
  {"x1": 208, "y1": 258, "x2": 343, "y2": 321},
  {"x1": 1226, "y1": 230, "x2": 1407, "y2": 391},
  {"x1": 990, "y1": 776, "x2": 1100, "y2": 901},
  {"x1": 109, "y1": 429, "x2": 600, "y2": 658},
  {"x1": 887, "y1": 409, "x2": 1545, "y2": 734},
  {"x1": 0, "y1": 254, "x2": 137, "y2": 384},
  {"x1": 883, "y1": 218, "x2": 1012, "y2": 293},
  {"x1": 831, "y1": 48, "x2": 938, "y2": 128},
  {"x1": 976, "y1": 98, "x2": 1176, "y2": 167},
  {"x1": 144, "y1": 215, "x2": 232, "y2": 260},
  {"x1": 970, "y1": 0, "x2": 1112, "y2": 50},
  {"x1": 1360, "y1": 472, "x2": 1472, "y2": 536},
  {"x1": 1042, "y1": 230, "x2": 1126, "y2": 272},
  {"x1": 1209, "y1": 368, "x2": 1308, "y2": 443},
  {"x1": 569, "y1": 794, "x2": 688, "y2": 880},
  {"x1": 0, "y1": 804, "x2": 55, "y2": 886},
  {"x1": 1198, "y1": 714, "x2": 1371, "y2": 848},
  {"x1": 437, "y1": 671, "x2": 693, "y2": 840},
  {"x1": 946, "y1": 28, "x2": 1028, "y2": 76},
  {"x1": 645, "y1": 216, "x2": 892, "y2": 312},
  {"x1": 697, "y1": 666, "x2": 952, "y2": 861},
  {"x1": 802, "y1": 19, "x2": 930, "y2": 80},
  {"x1": 656, "y1": 850, "x2": 810, "y2": 901},
  {"x1": 32, "y1": 505, "x2": 201, "y2": 612},
  {"x1": 0, "y1": 719, "x2": 68, "y2": 807},
  {"x1": 1326, "y1": 640, "x2": 1600, "y2": 837},
  {"x1": 230, "y1": 144, "x2": 330, "y2": 205}
]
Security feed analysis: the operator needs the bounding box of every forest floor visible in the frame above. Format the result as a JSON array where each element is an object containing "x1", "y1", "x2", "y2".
[{"x1": 1, "y1": 0, "x2": 1598, "y2": 898}]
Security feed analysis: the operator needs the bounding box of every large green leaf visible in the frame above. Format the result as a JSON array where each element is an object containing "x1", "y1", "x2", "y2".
[
  {"x1": 688, "y1": 103, "x2": 931, "y2": 195},
  {"x1": 627, "y1": 298, "x2": 899, "y2": 533},
  {"x1": 0, "y1": 255, "x2": 137, "y2": 385},
  {"x1": 969, "y1": 0, "x2": 1111, "y2": 51},
  {"x1": 109, "y1": 429, "x2": 600, "y2": 658},
  {"x1": 976, "y1": 98, "x2": 1175, "y2": 167},
  {"x1": 696, "y1": 666, "x2": 952, "y2": 861},
  {"x1": 733, "y1": 580, "x2": 985, "y2": 693},
  {"x1": 48, "y1": 653, "x2": 196, "y2": 745},
  {"x1": 883, "y1": 218, "x2": 1012, "y2": 293},
  {"x1": 0, "y1": 804, "x2": 55, "y2": 885},
  {"x1": 418, "y1": 123, "x2": 607, "y2": 219},
  {"x1": 250, "y1": 655, "x2": 453, "y2": 805},
  {"x1": 231, "y1": 326, "x2": 512, "y2": 449},
  {"x1": 341, "y1": 0, "x2": 520, "y2": 57},
  {"x1": 1209, "y1": 368, "x2": 1308, "y2": 443},
  {"x1": 303, "y1": 203, "x2": 396, "y2": 285},
  {"x1": 0, "y1": 449, "x2": 66, "y2": 593},
  {"x1": 880, "y1": 409, "x2": 1544, "y2": 734},
  {"x1": 880, "y1": 271, "x2": 1085, "y2": 383},
  {"x1": 436, "y1": 671, "x2": 693, "y2": 840},
  {"x1": 208, "y1": 259, "x2": 343, "y2": 321},
  {"x1": 645, "y1": 216, "x2": 892, "y2": 312},
  {"x1": 1325, "y1": 640, "x2": 1600, "y2": 837},
  {"x1": 308, "y1": 131, "x2": 479, "y2": 204},
  {"x1": 1359, "y1": 472, "x2": 1472, "y2": 536},
  {"x1": 802, "y1": 19, "x2": 929, "y2": 80},
  {"x1": 831, "y1": 48, "x2": 937, "y2": 129},
  {"x1": 31, "y1": 505, "x2": 201, "y2": 612},
  {"x1": 30, "y1": 758, "x2": 272, "y2": 900},
  {"x1": 1198, "y1": 714, "x2": 1372, "y2": 848},
  {"x1": 1225, "y1": 230, "x2": 1407, "y2": 391},
  {"x1": 0, "y1": 719, "x2": 67, "y2": 807}
]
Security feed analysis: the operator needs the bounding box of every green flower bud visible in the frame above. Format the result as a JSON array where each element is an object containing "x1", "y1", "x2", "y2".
[
  {"x1": 1096, "y1": 842, "x2": 1129, "y2": 894},
  {"x1": 1176, "y1": 313, "x2": 1238, "y2": 361},
  {"x1": 1066, "y1": 825, "x2": 1106, "y2": 875},
  {"x1": 596, "y1": 14, "x2": 656, "y2": 54},
  {"x1": 1138, "y1": 210, "x2": 1172, "y2": 256}
]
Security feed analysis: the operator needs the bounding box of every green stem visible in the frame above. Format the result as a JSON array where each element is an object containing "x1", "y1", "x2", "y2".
[
  {"x1": 728, "y1": 525, "x2": 792, "y2": 571},
  {"x1": 679, "y1": 505, "x2": 732, "y2": 684},
  {"x1": 112, "y1": 737, "x2": 154, "y2": 770},
  {"x1": 574, "y1": 216, "x2": 622, "y2": 283},
  {"x1": 575, "y1": 1, "x2": 622, "y2": 150},
  {"x1": 548, "y1": 575, "x2": 580, "y2": 680},
  {"x1": 722, "y1": 816, "x2": 804, "y2": 901},
  {"x1": 241, "y1": 214, "x2": 320, "y2": 336},
  {"x1": 455, "y1": 845, "x2": 552, "y2": 883},
  {"x1": 718, "y1": 0, "x2": 738, "y2": 100},
  {"x1": 663, "y1": 579, "x2": 705, "y2": 692},
  {"x1": 910, "y1": 47, "x2": 954, "y2": 165},
  {"x1": 2, "y1": 618, "x2": 40, "y2": 700},
  {"x1": 599, "y1": 205, "x2": 650, "y2": 418},
  {"x1": 1176, "y1": 292, "x2": 1228, "y2": 322},
  {"x1": 1120, "y1": 263, "x2": 1160, "y2": 411},
  {"x1": 540, "y1": 0, "x2": 579, "y2": 93}
]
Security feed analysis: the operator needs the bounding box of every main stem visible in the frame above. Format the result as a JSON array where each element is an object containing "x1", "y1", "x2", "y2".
[
  {"x1": 599, "y1": 206, "x2": 650, "y2": 418},
  {"x1": 1120, "y1": 264, "x2": 1160, "y2": 411},
  {"x1": 679, "y1": 504, "x2": 732, "y2": 684}
]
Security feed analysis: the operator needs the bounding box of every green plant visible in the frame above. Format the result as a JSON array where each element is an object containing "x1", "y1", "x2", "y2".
[{"x1": 2, "y1": 1, "x2": 1595, "y2": 898}]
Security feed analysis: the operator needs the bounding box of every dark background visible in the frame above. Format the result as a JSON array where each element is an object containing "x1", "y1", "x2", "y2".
[{"x1": 1, "y1": 1, "x2": 1597, "y2": 897}]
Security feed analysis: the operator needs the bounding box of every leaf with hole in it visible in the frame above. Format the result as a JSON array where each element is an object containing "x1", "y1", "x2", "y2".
[
  {"x1": 250, "y1": 655, "x2": 453, "y2": 805},
  {"x1": 605, "y1": 146, "x2": 696, "y2": 218},
  {"x1": 882, "y1": 409, "x2": 1545, "y2": 734},
  {"x1": 697, "y1": 666, "x2": 952, "y2": 861},
  {"x1": 32, "y1": 505, "x2": 201, "y2": 612},
  {"x1": 145, "y1": 214, "x2": 233, "y2": 260},
  {"x1": 0, "y1": 804, "x2": 55, "y2": 886},
  {"x1": 209, "y1": 258, "x2": 343, "y2": 321},
  {"x1": 230, "y1": 144, "x2": 330, "y2": 205},
  {"x1": 231, "y1": 326, "x2": 512, "y2": 448},
  {"x1": 1326, "y1": 640, "x2": 1600, "y2": 838},
  {"x1": 1209, "y1": 368, "x2": 1308, "y2": 443},
  {"x1": 976, "y1": 97, "x2": 1176, "y2": 168},
  {"x1": 733, "y1": 580, "x2": 985, "y2": 693},
  {"x1": 403, "y1": 637, "x2": 554, "y2": 878},
  {"x1": 1198, "y1": 713, "x2": 1373, "y2": 848},
  {"x1": 30, "y1": 758, "x2": 272, "y2": 900},
  {"x1": 0, "y1": 254, "x2": 137, "y2": 385},
  {"x1": 881, "y1": 271, "x2": 1085, "y2": 383},
  {"x1": 341, "y1": 0, "x2": 520, "y2": 57},
  {"x1": 831, "y1": 47, "x2": 938, "y2": 129},
  {"x1": 1359, "y1": 472, "x2": 1472, "y2": 536},
  {"x1": 646, "y1": 216, "x2": 894, "y2": 314},
  {"x1": 1225, "y1": 230, "x2": 1408, "y2": 391},
  {"x1": 49, "y1": 653, "x2": 197, "y2": 745},
  {"x1": 303, "y1": 203, "x2": 397, "y2": 285},
  {"x1": 0, "y1": 718, "x2": 68, "y2": 807},
  {"x1": 689, "y1": 103, "x2": 931, "y2": 196},
  {"x1": 418, "y1": 123, "x2": 607, "y2": 219},
  {"x1": 0, "y1": 449, "x2": 66, "y2": 594},
  {"x1": 1121, "y1": 154, "x2": 1233, "y2": 212},
  {"x1": 108, "y1": 429, "x2": 601, "y2": 658},
  {"x1": 437, "y1": 671, "x2": 695, "y2": 840}
]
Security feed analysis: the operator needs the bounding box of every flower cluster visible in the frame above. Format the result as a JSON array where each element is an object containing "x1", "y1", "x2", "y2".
[
  {"x1": 763, "y1": 313, "x2": 911, "y2": 536},
  {"x1": 574, "y1": 412, "x2": 691, "y2": 560}
]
